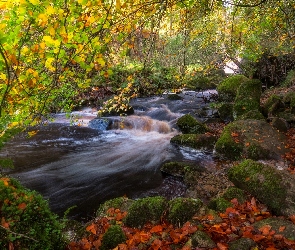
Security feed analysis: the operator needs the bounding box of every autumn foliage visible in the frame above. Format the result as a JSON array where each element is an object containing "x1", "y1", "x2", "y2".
[{"x1": 68, "y1": 198, "x2": 295, "y2": 250}]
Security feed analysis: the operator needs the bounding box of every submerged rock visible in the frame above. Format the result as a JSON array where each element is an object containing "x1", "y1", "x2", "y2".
[{"x1": 88, "y1": 118, "x2": 111, "y2": 130}]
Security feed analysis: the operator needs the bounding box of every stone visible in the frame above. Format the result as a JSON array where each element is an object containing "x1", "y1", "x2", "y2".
[{"x1": 191, "y1": 231, "x2": 216, "y2": 248}]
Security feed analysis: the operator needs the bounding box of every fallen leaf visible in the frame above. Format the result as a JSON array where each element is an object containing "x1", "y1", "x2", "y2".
[
  {"x1": 279, "y1": 226, "x2": 286, "y2": 232},
  {"x1": 217, "y1": 242, "x2": 228, "y2": 250},
  {"x1": 150, "y1": 225, "x2": 163, "y2": 233},
  {"x1": 18, "y1": 203, "x2": 27, "y2": 210},
  {"x1": 86, "y1": 223, "x2": 97, "y2": 235}
]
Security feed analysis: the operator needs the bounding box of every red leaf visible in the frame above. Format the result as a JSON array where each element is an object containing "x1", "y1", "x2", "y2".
[
  {"x1": 279, "y1": 226, "x2": 286, "y2": 232},
  {"x1": 150, "y1": 239, "x2": 162, "y2": 250},
  {"x1": 290, "y1": 215, "x2": 295, "y2": 224},
  {"x1": 150, "y1": 225, "x2": 163, "y2": 233},
  {"x1": 284, "y1": 237, "x2": 295, "y2": 246}
]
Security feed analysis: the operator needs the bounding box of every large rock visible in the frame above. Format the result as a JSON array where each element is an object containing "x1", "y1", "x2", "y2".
[
  {"x1": 215, "y1": 119, "x2": 288, "y2": 160},
  {"x1": 228, "y1": 159, "x2": 295, "y2": 216}
]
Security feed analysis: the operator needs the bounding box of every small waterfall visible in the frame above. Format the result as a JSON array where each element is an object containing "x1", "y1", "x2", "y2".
[{"x1": 110, "y1": 115, "x2": 172, "y2": 134}]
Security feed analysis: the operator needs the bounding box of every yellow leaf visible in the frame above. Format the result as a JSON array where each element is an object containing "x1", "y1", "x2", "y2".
[
  {"x1": 0, "y1": 73, "x2": 6, "y2": 80},
  {"x1": 46, "y1": 5, "x2": 56, "y2": 15},
  {"x1": 28, "y1": 130, "x2": 38, "y2": 137},
  {"x1": 49, "y1": 27, "x2": 55, "y2": 36},
  {"x1": 29, "y1": 0, "x2": 40, "y2": 5},
  {"x1": 116, "y1": 0, "x2": 121, "y2": 10},
  {"x1": 97, "y1": 57, "x2": 105, "y2": 67}
]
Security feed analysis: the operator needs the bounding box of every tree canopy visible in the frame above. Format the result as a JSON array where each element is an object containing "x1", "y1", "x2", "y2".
[{"x1": 0, "y1": 0, "x2": 295, "y2": 139}]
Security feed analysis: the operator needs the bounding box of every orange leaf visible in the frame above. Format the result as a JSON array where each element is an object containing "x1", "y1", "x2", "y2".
[
  {"x1": 284, "y1": 237, "x2": 295, "y2": 246},
  {"x1": 1, "y1": 217, "x2": 9, "y2": 229},
  {"x1": 18, "y1": 203, "x2": 27, "y2": 210},
  {"x1": 86, "y1": 223, "x2": 97, "y2": 235},
  {"x1": 279, "y1": 226, "x2": 286, "y2": 232},
  {"x1": 151, "y1": 238, "x2": 162, "y2": 250},
  {"x1": 93, "y1": 239, "x2": 101, "y2": 249},
  {"x1": 252, "y1": 234, "x2": 265, "y2": 242},
  {"x1": 140, "y1": 232, "x2": 151, "y2": 243},
  {"x1": 231, "y1": 132, "x2": 239, "y2": 137},
  {"x1": 259, "y1": 225, "x2": 272, "y2": 236},
  {"x1": 150, "y1": 225, "x2": 163, "y2": 233},
  {"x1": 118, "y1": 243, "x2": 128, "y2": 250},
  {"x1": 245, "y1": 142, "x2": 250, "y2": 147}
]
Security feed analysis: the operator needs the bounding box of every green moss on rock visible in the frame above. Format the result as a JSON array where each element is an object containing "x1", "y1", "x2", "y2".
[
  {"x1": 217, "y1": 103, "x2": 234, "y2": 122},
  {"x1": 170, "y1": 134, "x2": 217, "y2": 150},
  {"x1": 167, "y1": 198, "x2": 203, "y2": 226},
  {"x1": 262, "y1": 94, "x2": 285, "y2": 116},
  {"x1": 214, "y1": 123, "x2": 243, "y2": 160},
  {"x1": 228, "y1": 237, "x2": 256, "y2": 250},
  {"x1": 228, "y1": 159, "x2": 286, "y2": 214},
  {"x1": 0, "y1": 177, "x2": 65, "y2": 250},
  {"x1": 191, "y1": 231, "x2": 216, "y2": 248},
  {"x1": 96, "y1": 197, "x2": 133, "y2": 217},
  {"x1": 217, "y1": 75, "x2": 248, "y2": 102},
  {"x1": 208, "y1": 197, "x2": 233, "y2": 212},
  {"x1": 233, "y1": 79, "x2": 262, "y2": 119},
  {"x1": 176, "y1": 114, "x2": 209, "y2": 134},
  {"x1": 101, "y1": 225, "x2": 126, "y2": 250},
  {"x1": 239, "y1": 110, "x2": 265, "y2": 120},
  {"x1": 124, "y1": 196, "x2": 167, "y2": 228},
  {"x1": 222, "y1": 187, "x2": 247, "y2": 204}
]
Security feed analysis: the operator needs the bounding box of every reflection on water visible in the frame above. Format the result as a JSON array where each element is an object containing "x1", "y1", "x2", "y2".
[{"x1": 0, "y1": 91, "x2": 217, "y2": 220}]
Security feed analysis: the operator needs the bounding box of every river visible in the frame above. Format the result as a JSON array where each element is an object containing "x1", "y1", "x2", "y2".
[{"x1": 0, "y1": 90, "x2": 217, "y2": 220}]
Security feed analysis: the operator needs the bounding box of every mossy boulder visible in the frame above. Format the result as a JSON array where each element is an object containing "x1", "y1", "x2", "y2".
[
  {"x1": 217, "y1": 103, "x2": 234, "y2": 122},
  {"x1": 176, "y1": 114, "x2": 209, "y2": 134},
  {"x1": 170, "y1": 134, "x2": 217, "y2": 151},
  {"x1": 167, "y1": 198, "x2": 203, "y2": 226},
  {"x1": 96, "y1": 197, "x2": 133, "y2": 217},
  {"x1": 228, "y1": 159, "x2": 295, "y2": 216},
  {"x1": 233, "y1": 79, "x2": 262, "y2": 119},
  {"x1": 185, "y1": 76, "x2": 217, "y2": 90},
  {"x1": 217, "y1": 74, "x2": 248, "y2": 102},
  {"x1": 228, "y1": 237, "x2": 256, "y2": 250},
  {"x1": 215, "y1": 119, "x2": 288, "y2": 160},
  {"x1": 0, "y1": 177, "x2": 65, "y2": 250},
  {"x1": 124, "y1": 196, "x2": 167, "y2": 228},
  {"x1": 191, "y1": 231, "x2": 216, "y2": 248},
  {"x1": 253, "y1": 217, "x2": 295, "y2": 239},
  {"x1": 100, "y1": 225, "x2": 126, "y2": 250}
]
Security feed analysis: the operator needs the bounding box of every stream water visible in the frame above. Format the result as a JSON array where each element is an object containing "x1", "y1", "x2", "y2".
[{"x1": 0, "y1": 90, "x2": 217, "y2": 220}]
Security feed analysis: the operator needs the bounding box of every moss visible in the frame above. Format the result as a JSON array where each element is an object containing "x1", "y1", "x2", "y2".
[
  {"x1": 228, "y1": 159, "x2": 287, "y2": 214},
  {"x1": 176, "y1": 114, "x2": 209, "y2": 134},
  {"x1": 246, "y1": 143, "x2": 270, "y2": 160},
  {"x1": 283, "y1": 91, "x2": 295, "y2": 114},
  {"x1": 191, "y1": 231, "x2": 216, "y2": 248},
  {"x1": 216, "y1": 74, "x2": 248, "y2": 102},
  {"x1": 124, "y1": 196, "x2": 167, "y2": 228},
  {"x1": 222, "y1": 187, "x2": 246, "y2": 204},
  {"x1": 208, "y1": 197, "x2": 233, "y2": 212},
  {"x1": 0, "y1": 177, "x2": 65, "y2": 250},
  {"x1": 167, "y1": 198, "x2": 203, "y2": 226},
  {"x1": 185, "y1": 76, "x2": 217, "y2": 90},
  {"x1": 100, "y1": 225, "x2": 126, "y2": 250},
  {"x1": 229, "y1": 237, "x2": 256, "y2": 250},
  {"x1": 170, "y1": 134, "x2": 217, "y2": 150},
  {"x1": 282, "y1": 69, "x2": 295, "y2": 87},
  {"x1": 214, "y1": 123, "x2": 243, "y2": 160},
  {"x1": 239, "y1": 110, "x2": 265, "y2": 120},
  {"x1": 96, "y1": 197, "x2": 133, "y2": 217}
]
